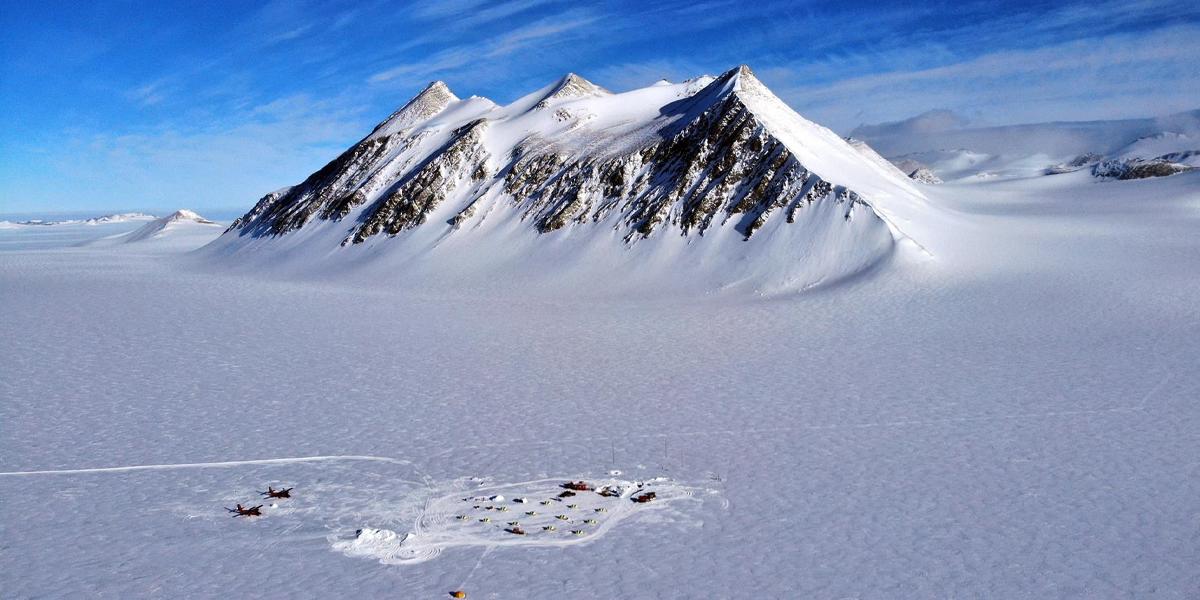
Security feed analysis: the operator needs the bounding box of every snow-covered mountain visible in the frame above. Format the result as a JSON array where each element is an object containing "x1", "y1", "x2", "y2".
[
  {"x1": 79, "y1": 209, "x2": 222, "y2": 250},
  {"x1": 0, "y1": 212, "x2": 157, "y2": 228},
  {"x1": 214, "y1": 66, "x2": 928, "y2": 292}
]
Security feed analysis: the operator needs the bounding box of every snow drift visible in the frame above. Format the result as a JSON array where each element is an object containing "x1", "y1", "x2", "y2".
[{"x1": 208, "y1": 66, "x2": 929, "y2": 293}]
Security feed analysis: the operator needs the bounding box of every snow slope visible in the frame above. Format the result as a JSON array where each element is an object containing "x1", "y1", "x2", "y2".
[{"x1": 209, "y1": 66, "x2": 931, "y2": 294}]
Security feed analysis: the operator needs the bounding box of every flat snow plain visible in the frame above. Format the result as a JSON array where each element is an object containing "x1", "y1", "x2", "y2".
[{"x1": 2, "y1": 172, "x2": 1199, "y2": 598}]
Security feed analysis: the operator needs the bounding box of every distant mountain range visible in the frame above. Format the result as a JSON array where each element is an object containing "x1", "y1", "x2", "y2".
[
  {"x1": 851, "y1": 109, "x2": 1200, "y2": 182},
  {"x1": 0, "y1": 212, "x2": 157, "y2": 228}
]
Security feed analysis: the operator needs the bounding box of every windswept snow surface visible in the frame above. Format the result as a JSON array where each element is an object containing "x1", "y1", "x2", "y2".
[{"x1": 3, "y1": 168, "x2": 1199, "y2": 597}]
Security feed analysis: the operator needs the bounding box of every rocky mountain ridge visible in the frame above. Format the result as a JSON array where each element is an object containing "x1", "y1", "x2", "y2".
[{"x1": 227, "y1": 66, "x2": 919, "y2": 250}]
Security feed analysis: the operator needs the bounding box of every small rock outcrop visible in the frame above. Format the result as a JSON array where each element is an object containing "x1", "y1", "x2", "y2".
[
  {"x1": 907, "y1": 167, "x2": 942, "y2": 184},
  {"x1": 1092, "y1": 158, "x2": 1192, "y2": 180}
]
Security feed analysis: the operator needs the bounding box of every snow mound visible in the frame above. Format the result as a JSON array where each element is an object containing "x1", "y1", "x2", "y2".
[{"x1": 334, "y1": 528, "x2": 426, "y2": 563}]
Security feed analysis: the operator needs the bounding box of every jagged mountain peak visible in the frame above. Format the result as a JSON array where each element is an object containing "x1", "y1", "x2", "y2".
[
  {"x1": 370, "y1": 80, "x2": 460, "y2": 139},
  {"x1": 534, "y1": 72, "x2": 610, "y2": 109},
  {"x1": 710, "y1": 65, "x2": 763, "y2": 93},
  {"x1": 673, "y1": 65, "x2": 777, "y2": 119}
]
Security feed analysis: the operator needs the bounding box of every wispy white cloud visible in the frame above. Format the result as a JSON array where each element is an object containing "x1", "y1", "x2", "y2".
[
  {"x1": 329, "y1": 8, "x2": 360, "y2": 31},
  {"x1": 368, "y1": 12, "x2": 596, "y2": 84},
  {"x1": 7, "y1": 93, "x2": 371, "y2": 212},
  {"x1": 266, "y1": 24, "x2": 313, "y2": 44},
  {"x1": 6, "y1": 0, "x2": 1198, "y2": 214},
  {"x1": 458, "y1": 0, "x2": 563, "y2": 28},
  {"x1": 410, "y1": 0, "x2": 491, "y2": 20},
  {"x1": 772, "y1": 24, "x2": 1200, "y2": 130},
  {"x1": 126, "y1": 80, "x2": 170, "y2": 107}
]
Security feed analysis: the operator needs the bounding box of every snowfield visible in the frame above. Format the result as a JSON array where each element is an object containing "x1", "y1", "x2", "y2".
[{"x1": 3, "y1": 173, "x2": 1200, "y2": 596}]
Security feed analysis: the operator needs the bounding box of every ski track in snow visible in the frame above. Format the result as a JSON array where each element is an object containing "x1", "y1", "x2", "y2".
[
  {"x1": 0, "y1": 454, "x2": 419, "y2": 478},
  {"x1": 0, "y1": 368, "x2": 1173, "y2": 479},
  {"x1": 0, "y1": 378, "x2": 1165, "y2": 480}
]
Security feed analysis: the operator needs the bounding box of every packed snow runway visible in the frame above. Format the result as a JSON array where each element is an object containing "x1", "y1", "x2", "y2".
[{"x1": 3, "y1": 172, "x2": 1200, "y2": 597}]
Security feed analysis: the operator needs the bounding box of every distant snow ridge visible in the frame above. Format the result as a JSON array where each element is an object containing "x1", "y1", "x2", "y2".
[
  {"x1": 123, "y1": 209, "x2": 218, "y2": 242},
  {"x1": 220, "y1": 65, "x2": 927, "y2": 291},
  {"x1": 84, "y1": 212, "x2": 158, "y2": 225},
  {"x1": 1, "y1": 212, "x2": 157, "y2": 227}
]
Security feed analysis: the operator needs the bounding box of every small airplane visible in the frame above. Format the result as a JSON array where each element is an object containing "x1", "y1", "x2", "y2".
[
  {"x1": 259, "y1": 486, "x2": 293, "y2": 499},
  {"x1": 226, "y1": 504, "x2": 263, "y2": 517},
  {"x1": 631, "y1": 492, "x2": 657, "y2": 504}
]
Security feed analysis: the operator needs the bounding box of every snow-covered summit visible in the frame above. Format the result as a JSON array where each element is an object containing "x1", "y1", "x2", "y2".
[
  {"x1": 534, "y1": 73, "x2": 610, "y2": 109},
  {"x1": 165, "y1": 209, "x2": 215, "y2": 224},
  {"x1": 369, "y1": 81, "x2": 460, "y2": 140}
]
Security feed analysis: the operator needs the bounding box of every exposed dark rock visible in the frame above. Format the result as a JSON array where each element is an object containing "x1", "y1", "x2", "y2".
[
  {"x1": 907, "y1": 167, "x2": 942, "y2": 184},
  {"x1": 1092, "y1": 158, "x2": 1192, "y2": 180}
]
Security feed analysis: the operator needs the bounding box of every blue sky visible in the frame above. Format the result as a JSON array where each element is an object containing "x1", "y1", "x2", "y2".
[{"x1": 2, "y1": 0, "x2": 1197, "y2": 215}]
